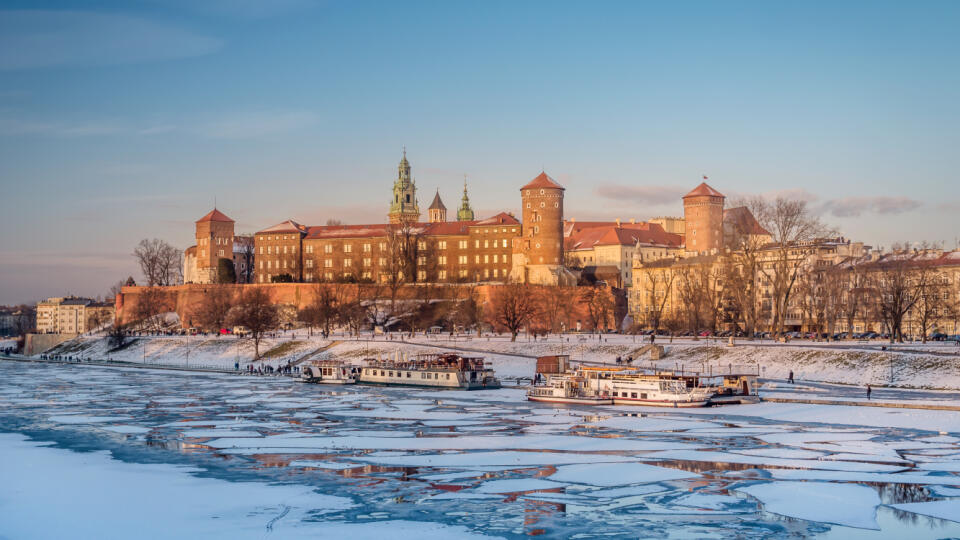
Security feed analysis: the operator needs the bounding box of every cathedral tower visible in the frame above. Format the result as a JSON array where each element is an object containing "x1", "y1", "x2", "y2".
[
  {"x1": 510, "y1": 172, "x2": 566, "y2": 285},
  {"x1": 683, "y1": 179, "x2": 725, "y2": 253},
  {"x1": 428, "y1": 190, "x2": 447, "y2": 223},
  {"x1": 388, "y1": 148, "x2": 420, "y2": 224},
  {"x1": 457, "y1": 176, "x2": 475, "y2": 221}
]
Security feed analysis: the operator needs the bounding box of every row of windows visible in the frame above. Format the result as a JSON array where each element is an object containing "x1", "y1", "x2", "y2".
[
  {"x1": 259, "y1": 245, "x2": 298, "y2": 255},
  {"x1": 260, "y1": 260, "x2": 297, "y2": 270},
  {"x1": 298, "y1": 268, "x2": 509, "y2": 282}
]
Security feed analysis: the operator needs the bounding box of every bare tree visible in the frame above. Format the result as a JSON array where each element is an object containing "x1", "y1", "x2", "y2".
[
  {"x1": 581, "y1": 285, "x2": 615, "y2": 332},
  {"x1": 133, "y1": 238, "x2": 183, "y2": 286},
  {"x1": 236, "y1": 237, "x2": 255, "y2": 284},
  {"x1": 641, "y1": 266, "x2": 676, "y2": 333},
  {"x1": 133, "y1": 287, "x2": 173, "y2": 332},
  {"x1": 873, "y1": 248, "x2": 928, "y2": 343},
  {"x1": 489, "y1": 283, "x2": 539, "y2": 341},
  {"x1": 193, "y1": 285, "x2": 236, "y2": 332},
  {"x1": 749, "y1": 197, "x2": 832, "y2": 337},
  {"x1": 108, "y1": 280, "x2": 126, "y2": 301},
  {"x1": 541, "y1": 286, "x2": 576, "y2": 334},
  {"x1": 913, "y1": 264, "x2": 948, "y2": 342},
  {"x1": 838, "y1": 265, "x2": 870, "y2": 338},
  {"x1": 230, "y1": 287, "x2": 279, "y2": 359}
]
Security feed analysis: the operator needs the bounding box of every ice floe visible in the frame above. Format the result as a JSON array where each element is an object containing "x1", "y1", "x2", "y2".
[{"x1": 738, "y1": 481, "x2": 880, "y2": 529}]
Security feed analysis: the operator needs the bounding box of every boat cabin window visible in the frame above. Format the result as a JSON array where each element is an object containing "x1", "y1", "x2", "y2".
[
  {"x1": 641, "y1": 393, "x2": 647, "y2": 399},
  {"x1": 406, "y1": 372, "x2": 411, "y2": 378},
  {"x1": 631, "y1": 392, "x2": 638, "y2": 399},
  {"x1": 445, "y1": 374, "x2": 450, "y2": 380}
]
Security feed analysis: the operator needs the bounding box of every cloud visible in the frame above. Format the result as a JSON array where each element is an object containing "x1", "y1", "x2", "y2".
[
  {"x1": 195, "y1": 110, "x2": 317, "y2": 139},
  {"x1": 594, "y1": 184, "x2": 688, "y2": 206},
  {"x1": 0, "y1": 10, "x2": 222, "y2": 71},
  {"x1": 820, "y1": 196, "x2": 922, "y2": 218}
]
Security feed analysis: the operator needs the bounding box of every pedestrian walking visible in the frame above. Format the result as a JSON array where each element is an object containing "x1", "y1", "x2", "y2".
[
  {"x1": 867, "y1": 385, "x2": 872, "y2": 400},
  {"x1": 788, "y1": 370, "x2": 794, "y2": 384}
]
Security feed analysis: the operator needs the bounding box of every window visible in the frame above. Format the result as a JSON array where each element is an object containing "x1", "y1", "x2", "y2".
[
  {"x1": 418, "y1": 270, "x2": 426, "y2": 281},
  {"x1": 344, "y1": 244, "x2": 352, "y2": 253},
  {"x1": 493, "y1": 269, "x2": 498, "y2": 277},
  {"x1": 458, "y1": 255, "x2": 467, "y2": 264},
  {"x1": 493, "y1": 255, "x2": 498, "y2": 263},
  {"x1": 379, "y1": 257, "x2": 386, "y2": 266},
  {"x1": 484, "y1": 269, "x2": 489, "y2": 278},
  {"x1": 363, "y1": 258, "x2": 371, "y2": 267},
  {"x1": 259, "y1": 246, "x2": 263, "y2": 254},
  {"x1": 379, "y1": 242, "x2": 387, "y2": 251},
  {"x1": 439, "y1": 270, "x2": 447, "y2": 280},
  {"x1": 363, "y1": 243, "x2": 371, "y2": 252},
  {"x1": 324, "y1": 244, "x2": 333, "y2": 254},
  {"x1": 474, "y1": 240, "x2": 480, "y2": 248},
  {"x1": 362, "y1": 271, "x2": 372, "y2": 280},
  {"x1": 418, "y1": 241, "x2": 427, "y2": 250},
  {"x1": 539, "y1": 189, "x2": 544, "y2": 195},
  {"x1": 324, "y1": 272, "x2": 333, "y2": 280},
  {"x1": 502, "y1": 239, "x2": 508, "y2": 248},
  {"x1": 283, "y1": 246, "x2": 288, "y2": 254},
  {"x1": 344, "y1": 259, "x2": 352, "y2": 267},
  {"x1": 526, "y1": 203, "x2": 531, "y2": 209},
  {"x1": 324, "y1": 259, "x2": 333, "y2": 268},
  {"x1": 438, "y1": 256, "x2": 447, "y2": 265},
  {"x1": 283, "y1": 260, "x2": 287, "y2": 269},
  {"x1": 484, "y1": 240, "x2": 489, "y2": 248},
  {"x1": 459, "y1": 269, "x2": 468, "y2": 278},
  {"x1": 267, "y1": 261, "x2": 272, "y2": 269},
  {"x1": 305, "y1": 273, "x2": 313, "y2": 281},
  {"x1": 306, "y1": 259, "x2": 314, "y2": 268},
  {"x1": 438, "y1": 241, "x2": 447, "y2": 250},
  {"x1": 459, "y1": 240, "x2": 467, "y2": 249},
  {"x1": 540, "y1": 202, "x2": 545, "y2": 208},
  {"x1": 475, "y1": 255, "x2": 480, "y2": 263},
  {"x1": 484, "y1": 255, "x2": 489, "y2": 263},
  {"x1": 306, "y1": 245, "x2": 313, "y2": 254},
  {"x1": 267, "y1": 246, "x2": 272, "y2": 254},
  {"x1": 418, "y1": 256, "x2": 426, "y2": 266}
]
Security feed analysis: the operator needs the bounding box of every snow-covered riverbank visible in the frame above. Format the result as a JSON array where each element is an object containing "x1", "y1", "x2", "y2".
[{"x1": 40, "y1": 332, "x2": 960, "y2": 389}]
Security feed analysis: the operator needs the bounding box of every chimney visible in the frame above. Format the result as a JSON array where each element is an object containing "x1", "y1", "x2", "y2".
[{"x1": 616, "y1": 218, "x2": 621, "y2": 228}]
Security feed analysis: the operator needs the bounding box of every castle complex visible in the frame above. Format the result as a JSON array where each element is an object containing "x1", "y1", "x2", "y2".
[{"x1": 183, "y1": 153, "x2": 752, "y2": 289}]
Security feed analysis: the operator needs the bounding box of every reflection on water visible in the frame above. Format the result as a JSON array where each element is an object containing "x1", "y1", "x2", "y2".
[{"x1": 3, "y1": 360, "x2": 960, "y2": 539}]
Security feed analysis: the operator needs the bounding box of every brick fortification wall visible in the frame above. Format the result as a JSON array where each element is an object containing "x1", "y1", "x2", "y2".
[{"x1": 116, "y1": 283, "x2": 624, "y2": 332}]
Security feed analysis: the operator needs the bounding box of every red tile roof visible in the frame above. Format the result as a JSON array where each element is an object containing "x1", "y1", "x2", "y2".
[
  {"x1": 723, "y1": 207, "x2": 770, "y2": 236},
  {"x1": 196, "y1": 208, "x2": 234, "y2": 223},
  {"x1": 257, "y1": 219, "x2": 307, "y2": 234},
  {"x1": 683, "y1": 182, "x2": 724, "y2": 199},
  {"x1": 301, "y1": 213, "x2": 521, "y2": 240},
  {"x1": 473, "y1": 212, "x2": 521, "y2": 226},
  {"x1": 521, "y1": 172, "x2": 565, "y2": 191},
  {"x1": 564, "y1": 222, "x2": 682, "y2": 251}
]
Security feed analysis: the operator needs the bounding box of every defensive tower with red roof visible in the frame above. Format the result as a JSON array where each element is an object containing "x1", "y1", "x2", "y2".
[
  {"x1": 683, "y1": 179, "x2": 725, "y2": 253},
  {"x1": 510, "y1": 171, "x2": 567, "y2": 285}
]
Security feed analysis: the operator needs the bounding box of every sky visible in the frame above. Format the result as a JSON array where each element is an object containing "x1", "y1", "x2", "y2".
[{"x1": 0, "y1": 0, "x2": 958, "y2": 305}]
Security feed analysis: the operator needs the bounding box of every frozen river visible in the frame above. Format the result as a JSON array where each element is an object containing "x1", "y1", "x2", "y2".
[{"x1": 3, "y1": 360, "x2": 960, "y2": 538}]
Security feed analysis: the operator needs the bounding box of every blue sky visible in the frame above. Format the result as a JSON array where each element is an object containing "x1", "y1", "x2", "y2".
[{"x1": 1, "y1": 0, "x2": 958, "y2": 304}]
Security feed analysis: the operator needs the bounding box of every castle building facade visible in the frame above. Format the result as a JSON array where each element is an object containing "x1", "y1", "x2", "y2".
[{"x1": 252, "y1": 152, "x2": 539, "y2": 285}]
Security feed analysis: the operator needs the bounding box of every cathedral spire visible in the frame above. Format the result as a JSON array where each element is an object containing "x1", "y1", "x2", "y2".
[
  {"x1": 389, "y1": 149, "x2": 420, "y2": 224},
  {"x1": 457, "y1": 174, "x2": 475, "y2": 221}
]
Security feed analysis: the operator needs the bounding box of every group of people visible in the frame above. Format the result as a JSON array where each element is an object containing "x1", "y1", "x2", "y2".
[
  {"x1": 614, "y1": 355, "x2": 635, "y2": 365},
  {"x1": 244, "y1": 362, "x2": 298, "y2": 376}
]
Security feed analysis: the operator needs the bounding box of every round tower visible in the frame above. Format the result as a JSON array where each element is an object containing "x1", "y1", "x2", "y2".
[
  {"x1": 510, "y1": 172, "x2": 564, "y2": 284},
  {"x1": 682, "y1": 180, "x2": 725, "y2": 253}
]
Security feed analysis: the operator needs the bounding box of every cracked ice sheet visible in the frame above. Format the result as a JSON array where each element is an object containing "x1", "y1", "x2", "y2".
[
  {"x1": 47, "y1": 415, "x2": 133, "y2": 424},
  {"x1": 206, "y1": 433, "x2": 701, "y2": 453},
  {"x1": 0, "y1": 433, "x2": 355, "y2": 540},
  {"x1": 473, "y1": 478, "x2": 566, "y2": 493},
  {"x1": 352, "y1": 451, "x2": 641, "y2": 467},
  {"x1": 590, "y1": 416, "x2": 724, "y2": 432},
  {"x1": 549, "y1": 462, "x2": 698, "y2": 486},
  {"x1": 892, "y1": 500, "x2": 960, "y2": 523},
  {"x1": 644, "y1": 449, "x2": 907, "y2": 473},
  {"x1": 676, "y1": 402, "x2": 960, "y2": 432},
  {"x1": 738, "y1": 481, "x2": 880, "y2": 530},
  {"x1": 767, "y1": 469, "x2": 960, "y2": 485}
]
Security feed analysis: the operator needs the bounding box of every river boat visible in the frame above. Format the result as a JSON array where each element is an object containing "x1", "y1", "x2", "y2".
[
  {"x1": 357, "y1": 352, "x2": 501, "y2": 390},
  {"x1": 299, "y1": 360, "x2": 357, "y2": 384}
]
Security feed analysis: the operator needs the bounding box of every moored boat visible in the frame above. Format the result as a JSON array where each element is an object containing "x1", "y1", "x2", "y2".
[
  {"x1": 357, "y1": 352, "x2": 501, "y2": 390},
  {"x1": 299, "y1": 360, "x2": 357, "y2": 384}
]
